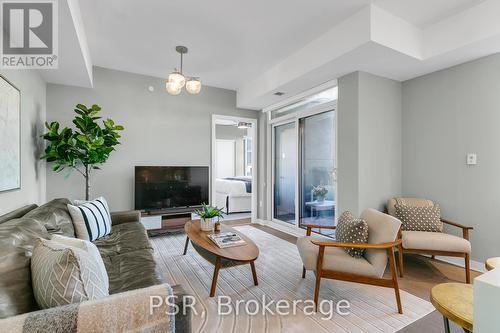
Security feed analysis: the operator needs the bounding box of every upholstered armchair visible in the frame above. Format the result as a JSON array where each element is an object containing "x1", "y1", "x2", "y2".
[
  {"x1": 387, "y1": 198, "x2": 473, "y2": 283},
  {"x1": 297, "y1": 209, "x2": 403, "y2": 313}
]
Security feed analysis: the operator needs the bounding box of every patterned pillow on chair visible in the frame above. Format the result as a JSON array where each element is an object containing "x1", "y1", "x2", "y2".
[
  {"x1": 394, "y1": 204, "x2": 443, "y2": 232},
  {"x1": 336, "y1": 211, "x2": 369, "y2": 258}
]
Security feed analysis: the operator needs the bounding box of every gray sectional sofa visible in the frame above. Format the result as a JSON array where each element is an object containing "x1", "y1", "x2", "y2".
[{"x1": 0, "y1": 198, "x2": 191, "y2": 332}]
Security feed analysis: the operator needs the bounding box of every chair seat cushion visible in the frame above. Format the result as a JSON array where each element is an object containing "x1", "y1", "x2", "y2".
[
  {"x1": 402, "y1": 231, "x2": 471, "y2": 254},
  {"x1": 296, "y1": 236, "x2": 378, "y2": 278}
]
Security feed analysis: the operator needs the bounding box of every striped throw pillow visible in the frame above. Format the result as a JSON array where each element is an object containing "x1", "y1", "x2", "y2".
[{"x1": 67, "y1": 197, "x2": 112, "y2": 241}]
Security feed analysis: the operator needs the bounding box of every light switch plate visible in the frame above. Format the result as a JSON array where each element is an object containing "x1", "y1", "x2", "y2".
[{"x1": 467, "y1": 153, "x2": 477, "y2": 165}]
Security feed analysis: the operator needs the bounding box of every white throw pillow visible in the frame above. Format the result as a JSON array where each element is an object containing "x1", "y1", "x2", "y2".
[
  {"x1": 67, "y1": 196, "x2": 112, "y2": 241},
  {"x1": 31, "y1": 237, "x2": 109, "y2": 309},
  {"x1": 50, "y1": 234, "x2": 109, "y2": 292}
]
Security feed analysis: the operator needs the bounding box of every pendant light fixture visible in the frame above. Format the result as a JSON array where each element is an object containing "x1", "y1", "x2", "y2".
[{"x1": 166, "y1": 46, "x2": 201, "y2": 95}]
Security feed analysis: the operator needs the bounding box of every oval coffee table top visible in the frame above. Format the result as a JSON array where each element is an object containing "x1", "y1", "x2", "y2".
[
  {"x1": 430, "y1": 283, "x2": 473, "y2": 331},
  {"x1": 185, "y1": 220, "x2": 259, "y2": 262}
]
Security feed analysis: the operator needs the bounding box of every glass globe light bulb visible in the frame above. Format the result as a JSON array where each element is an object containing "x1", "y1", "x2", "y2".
[
  {"x1": 168, "y1": 71, "x2": 186, "y2": 88},
  {"x1": 166, "y1": 80, "x2": 182, "y2": 95},
  {"x1": 186, "y1": 78, "x2": 201, "y2": 95}
]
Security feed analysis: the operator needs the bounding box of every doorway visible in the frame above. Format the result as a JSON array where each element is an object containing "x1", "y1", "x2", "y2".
[{"x1": 211, "y1": 115, "x2": 258, "y2": 222}]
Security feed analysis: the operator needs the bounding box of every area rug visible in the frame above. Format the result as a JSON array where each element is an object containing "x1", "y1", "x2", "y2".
[{"x1": 150, "y1": 225, "x2": 434, "y2": 333}]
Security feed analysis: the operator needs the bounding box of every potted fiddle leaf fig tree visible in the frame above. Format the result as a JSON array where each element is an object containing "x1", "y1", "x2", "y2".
[{"x1": 41, "y1": 103, "x2": 124, "y2": 200}]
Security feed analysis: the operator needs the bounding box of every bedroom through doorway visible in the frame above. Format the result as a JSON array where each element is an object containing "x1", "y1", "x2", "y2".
[{"x1": 211, "y1": 115, "x2": 257, "y2": 222}]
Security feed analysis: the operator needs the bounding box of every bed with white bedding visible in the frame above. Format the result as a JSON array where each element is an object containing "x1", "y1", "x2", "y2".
[{"x1": 215, "y1": 176, "x2": 252, "y2": 213}]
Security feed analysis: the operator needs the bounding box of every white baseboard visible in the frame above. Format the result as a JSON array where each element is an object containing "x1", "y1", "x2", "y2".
[
  {"x1": 251, "y1": 219, "x2": 486, "y2": 273},
  {"x1": 433, "y1": 256, "x2": 485, "y2": 273}
]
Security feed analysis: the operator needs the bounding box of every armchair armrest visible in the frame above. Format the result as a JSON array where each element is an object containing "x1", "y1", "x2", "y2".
[
  {"x1": 0, "y1": 283, "x2": 184, "y2": 333},
  {"x1": 311, "y1": 239, "x2": 401, "y2": 249},
  {"x1": 441, "y1": 218, "x2": 473, "y2": 240},
  {"x1": 110, "y1": 210, "x2": 141, "y2": 225},
  {"x1": 441, "y1": 218, "x2": 473, "y2": 230},
  {"x1": 301, "y1": 223, "x2": 336, "y2": 236}
]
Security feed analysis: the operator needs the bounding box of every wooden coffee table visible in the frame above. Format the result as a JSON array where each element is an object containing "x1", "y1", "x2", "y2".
[{"x1": 183, "y1": 220, "x2": 259, "y2": 297}]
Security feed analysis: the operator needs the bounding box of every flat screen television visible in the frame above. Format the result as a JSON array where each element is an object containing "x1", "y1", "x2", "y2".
[{"x1": 135, "y1": 166, "x2": 209, "y2": 212}]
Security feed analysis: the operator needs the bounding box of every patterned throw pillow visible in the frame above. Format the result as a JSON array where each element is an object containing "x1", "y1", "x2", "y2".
[
  {"x1": 67, "y1": 196, "x2": 112, "y2": 241},
  {"x1": 50, "y1": 234, "x2": 109, "y2": 292},
  {"x1": 394, "y1": 204, "x2": 443, "y2": 232},
  {"x1": 31, "y1": 237, "x2": 109, "y2": 309},
  {"x1": 336, "y1": 211, "x2": 369, "y2": 258}
]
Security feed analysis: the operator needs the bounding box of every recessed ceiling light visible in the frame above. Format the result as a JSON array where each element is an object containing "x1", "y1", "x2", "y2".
[{"x1": 274, "y1": 92, "x2": 285, "y2": 96}]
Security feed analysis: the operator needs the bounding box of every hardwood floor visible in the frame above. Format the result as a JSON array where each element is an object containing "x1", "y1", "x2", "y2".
[{"x1": 226, "y1": 221, "x2": 481, "y2": 333}]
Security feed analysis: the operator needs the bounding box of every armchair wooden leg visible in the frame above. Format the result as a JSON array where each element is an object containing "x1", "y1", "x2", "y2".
[
  {"x1": 465, "y1": 253, "x2": 471, "y2": 284},
  {"x1": 302, "y1": 266, "x2": 306, "y2": 278},
  {"x1": 397, "y1": 245, "x2": 404, "y2": 278},
  {"x1": 314, "y1": 246, "x2": 325, "y2": 312},
  {"x1": 389, "y1": 248, "x2": 403, "y2": 314},
  {"x1": 314, "y1": 273, "x2": 322, "y2": 312}
]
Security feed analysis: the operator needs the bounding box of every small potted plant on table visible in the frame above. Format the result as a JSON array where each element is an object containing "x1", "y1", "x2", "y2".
[
  {"x1": 313, "y1": 185, "x2": 328, "y2": 204},
  {"x1": 195, "y1": 204, "x2": 224, "y2": 232}
]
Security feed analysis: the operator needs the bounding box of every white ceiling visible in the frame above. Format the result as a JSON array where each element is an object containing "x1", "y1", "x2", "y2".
[
  {"x1": 48, "y1": 0, "x2": 499, "y2": 109},
  {"x1": 373, "y1": 0, "x2": 485, "y2": 28},
  {"x1": 78, "y1": 0, "x2": 371, "y2": 90}
]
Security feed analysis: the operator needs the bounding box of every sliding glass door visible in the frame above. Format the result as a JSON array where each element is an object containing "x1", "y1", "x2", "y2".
[
  {"x1": 273, "y1": 122, "x2": 297, "y2": 224},
  {"x1": 299, "y1": 111, "x2": 336, "y2": 236},
  {"x1": 270, "y1": 85, "x2": 337, "y2": 234}
]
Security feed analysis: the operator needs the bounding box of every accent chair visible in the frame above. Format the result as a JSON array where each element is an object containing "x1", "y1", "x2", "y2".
[
  {"x1": 387, "y1": 197, "x2": 473, "y2": 283},
  {"x1": 297, "y1": 208, "x2": 403, "y2": 313}
]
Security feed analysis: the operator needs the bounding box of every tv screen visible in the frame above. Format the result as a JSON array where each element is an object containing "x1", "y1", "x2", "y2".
[{"x1": 135, "y1": 166, "x2": 209, "y2": 211}]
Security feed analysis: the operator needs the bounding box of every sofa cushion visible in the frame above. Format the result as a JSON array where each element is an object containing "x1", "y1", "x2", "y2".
[
  {"x1": 395, "y1": 203, "x2": 443, "y2": 232},
  {"x1": 402, "y1": 231, "x2": 471, "y2": 254},
  {"x1": 336, "y1": 211, "x2": 369, "y2": 258},
  {"x1": 0, "y1": 204, "x2": 38, "y2": 224},
  {"x1": 93, "y1": 222, "x2": 162, "y2": 294},
  {"x1": 24, "y1": 199, "x2": 75, "y2": 237},
  {"x1": 102, "y1": 248, "x2": 164, "y2": 294},
  {"x1": 296, "y1": 236, "x2": 378, "y2": 277},
  {"x1": 0, "y1": 218, "x2": 50, "y2": 318},
  {"x1": 31, "y1": 238, "x2": 109, "y2": 309},
  {"x1": 93, "y1": 222, "x2": 152, "y2": 258}
]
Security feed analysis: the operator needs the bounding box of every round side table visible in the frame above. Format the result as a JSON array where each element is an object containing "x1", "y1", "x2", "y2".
[
  {"x1": 485, "y1": 257, "x2": 500, "y2": 271},
  {"x1": 430, "y1": 283, "x2": 473, "y2": 333}
]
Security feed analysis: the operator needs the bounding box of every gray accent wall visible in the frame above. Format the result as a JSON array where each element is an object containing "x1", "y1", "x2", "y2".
[
  {"x1": 402, "y1": 54, "x2": 500, "y2": 261},
  {"x1": 46, "y1": 67, "x2": 257, "y2": 211},
  {"x1": 338, "y1": 71, "x2": 402, "y2": 215},
  {"x1": 0, "y1": 70, "x2": 46, "y2": 215}
]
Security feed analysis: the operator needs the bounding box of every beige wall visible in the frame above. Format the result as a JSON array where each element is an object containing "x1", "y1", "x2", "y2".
[
  {"x1": 46, "y1": 67, "x2": 257, "y2": 211},
  {"x1": 0, "y1": 70, "x2": 46, "y2": 215}
]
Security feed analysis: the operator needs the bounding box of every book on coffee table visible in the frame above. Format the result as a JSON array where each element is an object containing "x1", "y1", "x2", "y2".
[{"x1": 208, "y1": 232, "x2": 247, "y2": 248}]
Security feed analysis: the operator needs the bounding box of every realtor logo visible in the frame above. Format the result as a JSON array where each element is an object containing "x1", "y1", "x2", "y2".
[{"x1": 1, "y1": 0, "x2": 58, "y2": 68}]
